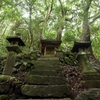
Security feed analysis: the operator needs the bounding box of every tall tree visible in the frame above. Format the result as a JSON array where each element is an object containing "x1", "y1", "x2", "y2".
[{"x1": 81, "y1": 0, "x2": 92, "y2": 41}]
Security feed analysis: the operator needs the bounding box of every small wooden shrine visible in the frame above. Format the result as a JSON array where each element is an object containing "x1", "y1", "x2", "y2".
[{"x1": 41, "y1": 39, "x2": 61, "y2": 56}]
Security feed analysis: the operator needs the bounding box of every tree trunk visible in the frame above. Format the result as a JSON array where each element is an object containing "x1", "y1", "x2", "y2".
[
  {"x1": 80, "y1": 0, "x2": 93, "y2": 53},
  {"x1": 29, "y1": 5, "x2": 33, "y2": 48},
  {"x1": 56, "y1": 0, "x2": 65, "y2": 41},
  {"x1": 41, "y1": 0, "x2": 53, "y2": 37},
  {"x1": 81, "y1": 0, "x2": 92, "y2": 41}
]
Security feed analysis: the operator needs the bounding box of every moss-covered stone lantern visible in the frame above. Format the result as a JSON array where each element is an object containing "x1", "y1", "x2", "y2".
[
  {"x1": 71, "y1": 41, "x2": 100, "y2": 88},
  {"x1": 71, "y1": 41, "x2": 96, "y2": 73},
  {"x1": 2, "y1": 36, "x2": 25, "y2": 75}
]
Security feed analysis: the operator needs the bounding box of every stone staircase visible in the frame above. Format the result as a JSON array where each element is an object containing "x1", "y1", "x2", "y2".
[{"x1": 20, "y1": 56, "x2": 69, "y2": 99}]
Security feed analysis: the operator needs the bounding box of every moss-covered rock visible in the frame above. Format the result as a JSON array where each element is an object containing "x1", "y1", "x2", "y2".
[
  {"x1": 83, "y1": 80, "x2": 100, "y2": 88},
  {"x1": 0, "y1": 75, "x2": 16, "y2": 82},
  {"x1": 75, "y1": 88, "x2": 100, "y2": 100},
  {"x1": 34, "y1": 60, "x2": 61, "y2": 70},
  {"x1": 16, "y1": 98, "x2": 72, "y2": 100},
  {"x1": 21, "y1": 84, "x2": 69, "y2": 98},
  {"x1": 24, "y1": 75, "x2": 66, "y2": 85},
  {"x1": 0, "y1": 75, "x2": 17, "y2": 93},
  {"x1": 29, "y1": 69, "x2": 63, "y2": 76},
  {"x1": 82, "y1": 72, "x2": 100, "y2": 80},
  {"x1": 15, "y1": 98, "x2": 72, "y2": 100},
  {"x1": 0, "y1": 95, "x2": 8, "y2": 100},
  {"x1": 82, "y1": 72, "x2": 100, "y2": 88}
]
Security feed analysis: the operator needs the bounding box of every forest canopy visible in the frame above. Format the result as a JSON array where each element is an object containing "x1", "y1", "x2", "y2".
[{"x1": 0, "y1": 0, "x2": 100, "y2": 59}]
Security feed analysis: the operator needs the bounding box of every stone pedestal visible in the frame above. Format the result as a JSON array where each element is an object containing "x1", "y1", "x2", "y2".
[
  {"x1": 77, "y1": 53, "x2": 100, "y2": 88},
  {"x1": 2, "y1": 51, "x2": 16, "y2": 75},
  {"x1": 82, "y1": 72, "x2": 100, "y2": 88},
  {"x1": 77, "y1": 53, "x2": 96, "y2": 73}
]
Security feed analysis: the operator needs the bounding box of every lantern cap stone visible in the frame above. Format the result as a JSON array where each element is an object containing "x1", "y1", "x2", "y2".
[
  {"x1": 71, "y1": 41, "x2": 91, "y2": 52},
  {"x1": 6, "y1": 36, "x2": 25, "y2": 46}
]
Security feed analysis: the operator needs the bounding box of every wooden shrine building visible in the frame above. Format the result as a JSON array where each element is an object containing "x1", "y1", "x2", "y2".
[{"x1": 41, "y1": 39, "x2": 61, "y2": 56}]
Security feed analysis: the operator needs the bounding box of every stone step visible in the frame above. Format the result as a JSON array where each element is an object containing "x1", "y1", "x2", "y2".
[
  {"x1": 16, "y1": 98, "x2": 71, "y2": 100},
  {"x1": 24, "y1": 75, "x2": 67, "y2": 85},
  {"x1": 37, "y1": 57, "x2": 59, "y2": 61},
  {"x1": 83, "y1": 72, "x2": 100, "y2": 80},
  {"x1": 29, "y1": 70, "x2": 63, "y2": 76},
  {"x1": 34, "y1": 60, "x2": 61, "y2": 70},
  {"x1": 21, "y1": 85, "x2": 69, "y2": 98}
]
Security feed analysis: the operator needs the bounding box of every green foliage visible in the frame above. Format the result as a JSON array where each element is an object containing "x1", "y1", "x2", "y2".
[
  {"x1": 0, "y1": 37, "x2": 8, "y2": 57},
  {"x1": 23, "y1": 61, "x2": 28, "y2": 66},
  {"x1": 0, "y1": 95, "x2": 8, "y2": 100},
  {"x1": 64, "y1": 54, "x2": 78, "y2": 65},
  {"x1": 0, "y1": 0, "x2": 100, "y2": 59}
]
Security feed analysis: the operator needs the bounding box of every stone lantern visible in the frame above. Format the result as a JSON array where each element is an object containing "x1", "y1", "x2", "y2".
[
  {"x1": 71, "y1": 41, "x2": 96, "y2": 73},
  {"x1": 2, "y1": 36, "x2": 25, "y2": 75},
  {"x1": 71, "y1": 41, "x2": 100, "y2": 88}
]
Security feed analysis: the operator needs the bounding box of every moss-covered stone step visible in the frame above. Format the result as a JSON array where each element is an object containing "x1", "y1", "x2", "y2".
[
  {"x1": 82, "y1": 72, "x2": 100, "y2": 88},
  {"x1": 29, "y1": 70, "x2": 63, "y2": 76},
  {"x1": 83, "y1": 72, "x2": 100, "y2": 80},
  {"x1": 0, "y1": 95, "x2": 8, "y2": 100},
  {"x1": 83, "y1": 80, "x2": 100, "y2": 88},
  {"x1": 16, "y1": 98, "x2": 71, "y2": 100},
  {"x1": 34, "y1": 60, "x2": 61, "y2": 70},
  {"x1": 24, "y1": 75, "x2": 67, "y2": 85},
  {"x1": 21, "y1": 85, "x2": 69, "y2": 98},
  {"x1": 37, "y1": 57, "x2": 59, "y2": 61}
]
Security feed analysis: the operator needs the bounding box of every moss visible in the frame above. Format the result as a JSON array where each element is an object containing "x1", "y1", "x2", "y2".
[
  {"x1": 24, "y1": 75, "x2": 66, "y2": 85},
  {"x1": 77, "y1": 54, "x2": 96, "y2": 73},
  {"x1": 0, "y1": 75, "x2": 18, "y2": 93},
  {"x1": 21, "y1": 84, "x2": 69, "y2": 97},
  {"x1": 0, "y1": 95, "x2": 8, "y2": 100},
  {"x1": 29, "y1": 70, "x2": 63, "y2": 76},
  {"x1": 83, "y1": 72, "x2": 100, "y2": 80},
  {"x1": 83, "y1": 80, "x2": 100, "y2": 88},
  {"x1": 75, "y1": 88, "x2": 100, "y2": 100},
  {"x1": 34, "y1": 60, "x2": 61, "y2": 70},
  {"x1": 0, "y1": 75, "x2": 16, "y2": 83}
]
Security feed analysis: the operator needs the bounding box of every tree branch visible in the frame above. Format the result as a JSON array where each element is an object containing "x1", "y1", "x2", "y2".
[
  {"x1": 42, "y1": 0, "x2": 54, "y2": 35},
  {"x1": 90, "y1": 14, "x2": 100, "y2": 24}
]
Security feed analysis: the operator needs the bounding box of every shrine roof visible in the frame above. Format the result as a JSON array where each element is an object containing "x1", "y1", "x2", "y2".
[{"x1": 41, "y1": 39, "x2": 62, "y2": 46}]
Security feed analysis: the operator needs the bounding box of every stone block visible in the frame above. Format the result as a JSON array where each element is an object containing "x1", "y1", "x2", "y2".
[
  {"x1": 83, "y1": 80, "x2": 100, "y2": 88},
  {"x1": 0, "y1": 75, "x2": 16, "y2": 93},
  {"x1": 34, "y1": 60, "x2": 61, "y2": 70},
  {"x1": 24, "y1": 75, "x2": 66, "y2": 85},
  {"x1": 83, "y1": 72, "x2": 100, "y2": 80},
  {"x1": 37, "y1": 57, "x2": 59, "y2": 61},
  {"x1": 21, "y1": 85, "x2": 69, "y2": 98},
  {"x1": 29, "y1": 70, "x2": 63, "y2": 76},
  {"x1": 16, "y1": 98, "x2": 71, "y2": 100},
  {"x1": 0, "y1": 95, "x2": 8, "y2": 100},
  {"x1": 75, "y1": 88, "x2": 100, "y2": 100},
  {"x1": 82, "y1": 72, "x2": 100, "y2": 88}
]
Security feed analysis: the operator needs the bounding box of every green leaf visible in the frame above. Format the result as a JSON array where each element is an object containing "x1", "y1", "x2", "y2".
[{"x1": 23, "y1": 61, "x2": 28, "y2": 66}]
